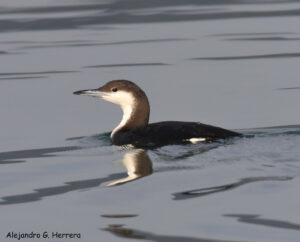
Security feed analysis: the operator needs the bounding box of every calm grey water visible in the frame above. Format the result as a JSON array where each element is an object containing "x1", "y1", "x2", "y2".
[{"x1": 1, "y1": 1, "x2": 300, "y2": 241}]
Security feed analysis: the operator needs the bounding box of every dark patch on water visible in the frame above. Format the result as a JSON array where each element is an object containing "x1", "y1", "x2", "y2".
[
  {"x1": 65, "y1": 136, "x2": 86, "y2": 141},
  {"x1": 0, "y1": 133, "x2": 112, "y2": 164},
  {"x1": 0, "y1": 40, "x2": 86, "y2": 44},
  {"x1": 226, "y1": 37, "x2": 300, "y2": 41},
  {"x1": 246, "y1": 125, "x2": 300, "y2": 137},
  {"x1": 251, "y1": 124, "x2": 300, "y2": 130},
  {"x1": 0, "y1": 146, "x2": 80, "y2": 164},
  {"x1": 0, "y1": 173, "x2": 125, "y2": 205},
  {"x1": 84, "y1": 63, "x2": 168, "y2": 69},
  {"x1": 18, "y1": 38, "x2": 190, "y2": 50},
  {"x1": 1, "y1": 2, "x2": 300, "y2": 32},
  {"x1": 0, "y1": 51, "x2": 8, "y2": 54},
  {"x1": 224, "y1": 214, "x2": 300, "y2": 231},
  {"x1": 101, "y1": 214, "x2": 138, "y2": 218},
  {"x1": 0, "y1": 3, "x2": 107, "y2": 15},
  {"x1": 78, "y1": 38, "x2": 190, "y2": 45},
  {"x1": 103, "y1": 224, "x2": 244, "y2": 242},
  {"x1": 2, "y1": 1, "x2": 297, "y2": 15},
  {"x1": 0, "y1": 76, "x2": 47, "y2": 80},
  {"x1": 191, "y1": 53, "x2": 300, "y2": 61},
  {"x1": 172, "y1": 176, "x2": 292, "y2": 200},
  {"x1": 0, "y1": 70, "x2": 78, "y2": 76},
  {"x1": 152, "y1": 142, "x2": 223, "y2": 161},
  {"x1": 277, "y1": 87, "x2": 300, "y2": 90},
  {"x1": 209, "y1": 32, "x2": 295, "y2": 37}
]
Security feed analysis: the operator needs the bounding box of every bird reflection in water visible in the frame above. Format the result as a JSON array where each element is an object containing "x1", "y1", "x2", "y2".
[
  {"x1": 106, "y1": 149, "x2": 152, "y2": 187},
  {"x1": 106, "y1": 141, "x2": 226, "y2": 187}
]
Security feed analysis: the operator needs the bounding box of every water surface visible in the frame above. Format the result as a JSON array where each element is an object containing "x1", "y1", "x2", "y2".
[{"x1": 0, "y1": 1, "x2": 300, "y2": 241}]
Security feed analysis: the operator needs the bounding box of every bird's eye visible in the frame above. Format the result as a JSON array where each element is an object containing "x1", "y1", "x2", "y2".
[{"x1": 112, "y1": 88, "x2": 118, "y2": 92}]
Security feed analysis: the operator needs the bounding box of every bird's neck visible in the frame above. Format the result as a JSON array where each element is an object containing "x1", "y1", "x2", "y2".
[{"x1": 110, "y1": 98, "x2": 150, "y2": 139}]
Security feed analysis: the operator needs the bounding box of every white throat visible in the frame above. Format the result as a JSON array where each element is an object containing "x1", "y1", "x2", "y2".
[
  {"x1": 103, "y1": 90, "x2": 135, "y2": 139},
  {"x1": 111, "y1": 105, "x2": 133, "y2": 138}
]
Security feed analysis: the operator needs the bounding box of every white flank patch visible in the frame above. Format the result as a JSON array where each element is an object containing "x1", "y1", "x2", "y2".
[{"x1": 185, "y1": 138, "x2": 206, "y2": 144}]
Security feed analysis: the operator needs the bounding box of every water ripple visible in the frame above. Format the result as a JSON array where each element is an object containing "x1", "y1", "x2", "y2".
[
  {"x1": 278, "y1": 87, "x2": 300, "y2": 90},
  {"x1": 1, "y1": 2, "x2": 300, "y2": 32},
  {"x1": 0, "y1": 173, "x2": 124, "y2": 205},
  {"x1": 103, "y1": 224, "x2": 244, "y2": 242},
  {"x1": 0, "y1": 146, "x2": 80, "y2": 164},
  {"x1": 224, "y1": 214, "x2": 300, "y2": 231},
  {"x1": 226, "y1": 37, "x2": 300, "y2": 41},
  {"x1": 0, "y1": 70, "x2": 78, "y2": 76},
  {"x1": 17, "y1": 38, "x2": 190, "y2": 50},
  {"x1": 172, "y1": 176, "x2": 293, "y2": 200},
  {"x1": 191, "y1": 53, "x2": 300, "y2": 61},
  {"x1": 84, "y1": 63, "x2": 169, "y2": 69}
]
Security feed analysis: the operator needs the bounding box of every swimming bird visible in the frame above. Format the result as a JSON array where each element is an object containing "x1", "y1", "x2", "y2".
[{"x1": 73, "y1": 80, "x2": 241, "y2": 146}]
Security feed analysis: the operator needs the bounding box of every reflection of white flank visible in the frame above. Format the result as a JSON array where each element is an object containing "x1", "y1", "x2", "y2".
[{"x1": 107, "y1": 149, "x2": 152, "y2": 187}]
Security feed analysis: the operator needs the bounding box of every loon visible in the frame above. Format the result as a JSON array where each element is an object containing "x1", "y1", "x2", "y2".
[{"x1": 73, "y1": 80, "x2": 241, "y2": 146}]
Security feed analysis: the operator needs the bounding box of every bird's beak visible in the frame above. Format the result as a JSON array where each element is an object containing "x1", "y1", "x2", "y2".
[{"x1": 73, "y1": 89, "x2": 104, "y2": 98}]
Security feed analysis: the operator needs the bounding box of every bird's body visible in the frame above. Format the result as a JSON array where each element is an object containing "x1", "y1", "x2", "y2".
[
  {"x1": 111, "y1": 121, "x2": 241, "y2": 146},
  {"x1": 74, "y1": 80, "x2": 241, "y2": 146}
]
